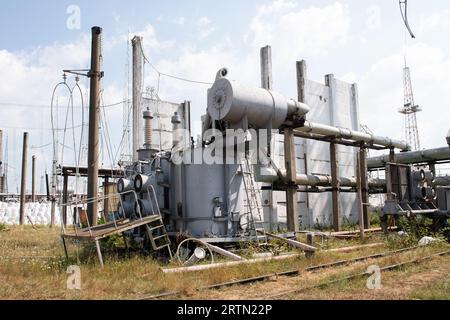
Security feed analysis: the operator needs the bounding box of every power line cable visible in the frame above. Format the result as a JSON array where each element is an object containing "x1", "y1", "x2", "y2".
[
  {"x1": 399, "y1": 0, "x2": 416, "y2": 38},
  {"x1": 138, "y1": 41, "x2": 213, "y2": 86}
]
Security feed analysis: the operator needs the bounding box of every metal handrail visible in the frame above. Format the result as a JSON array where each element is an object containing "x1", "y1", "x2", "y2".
[
  {"x1": 60, "y1": 190, "x2": 142, "y2": 237},
  {"x1": 146, "y1": 185, "x2": 162, "y2": 217}
]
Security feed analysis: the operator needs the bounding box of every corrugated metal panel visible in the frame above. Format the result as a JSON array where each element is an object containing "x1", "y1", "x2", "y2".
[
  {"x1": 141, "y1": 98, "x2": 189, "y2": 151},
  {"x1": 270, "y1": 76, "x2": 360, "y2": 229}
]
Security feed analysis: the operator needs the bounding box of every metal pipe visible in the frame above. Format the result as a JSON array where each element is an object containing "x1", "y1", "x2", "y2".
[
  {"x1": 19, "y1": 132, "x2": 28, "y2": 225},
  {"x1": 256, "y1": 166, "x2": 385, "y2": 188},
  {"x1": 87, "y1": 26, "x2": 103, "y2": 227},
  {"x1": 367, "y1": 146, "x2": 450, "y2": 169},
  {"x1": 296, "y1": 120, "x2": 409, "y2": 151}
]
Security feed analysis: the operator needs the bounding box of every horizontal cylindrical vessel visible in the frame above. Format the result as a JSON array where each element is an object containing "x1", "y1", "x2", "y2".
[
  {"x1": 367, "y1": 146, "x2": 450, "y2": 169},
  {"x1": 117, "y1": 178, "x2": 133, "y2": 193},
  {"x1": 296, "y1": 121, "x2": 409, "y2": 151},
  {"x1": 134, "y1": 174, "x2": 154, "y2": 193},
  {"x1": 256, "y1": 166, "x2": 450, "y2": 188},
  {"x1": 207, "y1": 77, "x2": 309, "y2": 129},
  {"x1": 256, "y1": 167, "x2": 385, "y2": 188}
]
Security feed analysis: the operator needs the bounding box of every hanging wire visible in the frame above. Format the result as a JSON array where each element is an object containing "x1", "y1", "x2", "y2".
[
  {"x1": 138, "y1": 41, "x2": 213, "y2": 87},
  {"x1": 99, "y1": 90, "x2": 116, "y2": 174},
  {"x1": 50, "y1": 76, "x2": 73, "y2": 158},
  {"x1": 71, "y1": 76, "x2": 85, "y2": 200},
  {"x1": 399, "y1": 0, "x2": 416, "y2": 38}
]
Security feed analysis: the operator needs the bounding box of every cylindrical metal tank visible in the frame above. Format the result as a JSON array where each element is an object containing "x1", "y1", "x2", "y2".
[
  {"x1": 207, "y1": 77, "x2": 309, "y2": 129},
  {"x1": 134, "y1": 174, "x2": 155, "y2": 193},
  {"x1": 117, "y1": 177, "x2": 133, "y2": 193}
]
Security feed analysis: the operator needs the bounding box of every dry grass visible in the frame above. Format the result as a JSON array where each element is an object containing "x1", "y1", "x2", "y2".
[{"x1": 0, "y1": 225, "x2": 448, "y2": 300}]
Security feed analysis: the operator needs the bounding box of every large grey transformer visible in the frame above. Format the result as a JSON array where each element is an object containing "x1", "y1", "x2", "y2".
[
  {"x1": 116, "y1": 68, "x2": 440, "y2": 241},
  {"x1": 117, "y1": 70, "x2": 307, "y2": 240}
]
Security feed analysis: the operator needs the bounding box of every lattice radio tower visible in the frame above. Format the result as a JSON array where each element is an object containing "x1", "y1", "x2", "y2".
[{"x1": 399, "y1": 60, "x2": 421, "y2": 151}]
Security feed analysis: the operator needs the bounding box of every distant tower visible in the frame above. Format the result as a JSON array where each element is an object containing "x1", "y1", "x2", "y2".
[{"x1": 399, "y1": 61, "x2": 421, "y2": 151}]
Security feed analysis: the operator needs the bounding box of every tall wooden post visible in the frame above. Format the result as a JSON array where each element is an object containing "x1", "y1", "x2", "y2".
[
  {"x1": 356, "y1": 153, "x2": 365, "y2": 239},
  {"x1": 31, "y1": 155, "x2": 36, "y2": 202},
  {"x1": 260, "y1": 46, "x2": 272, "y2": 89},
  {"x1": 103, "y1": 176, "x2": 109, "y2": 221},
  {"x1": 87, "y1": 26, "x2": 103, "y2": 227},
  {"x1": 132, "y1": 36, "x2": 143, "y2": 161},
  {"x1": 62, "y1": 172, "x2": 68, "y2": 226},
  {"x1": 359, "y1": 147, "x2": 370, "y2": 228},
  {"x1": 19, "y1": 132, "x2": 28, "y2": 225},
  {"x1": 0, "y1": 129, "x2": 3, "y2": 194},
  {"x1": 284, "y1": 128, "x2": 298, "y2": 233},
  {"x1": 330, "y1": 141, "x2": 341, "y2": 231},
  {"x1": 283, "y1": 60, "x2": 307, "y2": 234},
  {"x1": 389, "y1": 148, "x2": 395, "y2": 162}
]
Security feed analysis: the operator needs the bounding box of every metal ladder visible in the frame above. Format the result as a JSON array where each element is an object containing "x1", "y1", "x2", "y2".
[
  {"x1": 144, "y1": 185, "x2": 173, "y2": 259},
  {"x1": 240, "y1": 156, "x2": 267, "y2": 245}
]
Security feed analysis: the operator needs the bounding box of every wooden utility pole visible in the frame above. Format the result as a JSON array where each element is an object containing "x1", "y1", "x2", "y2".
[
  {"x1": 284, "y1": 60, "x2": 307, "y2": 234},
  {"x1": 359, "y1": 147, "x2": 370, "y2": 229},
  {"x1": 103, "y1": 176, "x2": 109, "y2": 221},
  {"x1": 132, "y1": 36, "x2": 143, "y2": 161},
  {"x1": 62, "y1": 173, "x2": 68, "y2": 226},
  {"x1": 284, "y1": 129, "x2": 298, "y2": 233},
  {"x1": 31, "y1": 155, "x2": 36, "y2": 202},
  {"x1": 19, "y1": 132, "x2": 28, "y2": 225},
  {"x1": 0, "y1": 129, "x2": 4, "y2": 194},
  {"x1": 87, "y1": 26, "x2": 103, "y2": 227},
  {"x1": 356, "y1": 153, "x2": 365, "y2": 239},
  {"x1": 330, "y1": 141, "x2": 341, "y2": 231},
  {"x1": 260, "y1": 46, "x2": 272, "y2": 89}
]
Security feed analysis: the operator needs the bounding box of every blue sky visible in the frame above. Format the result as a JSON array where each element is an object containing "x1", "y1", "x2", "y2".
[{"x1": 1, "y1": 0, "x2": 450, "y2": 192}]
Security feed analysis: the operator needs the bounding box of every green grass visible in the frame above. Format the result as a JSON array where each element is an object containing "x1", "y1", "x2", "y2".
[{"x1": 0, "y1": 225, "x2": 448, "y2": 300}]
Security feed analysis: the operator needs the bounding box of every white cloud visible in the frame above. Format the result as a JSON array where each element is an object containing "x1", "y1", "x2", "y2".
[
  {"x1": 358, "y1": 43, "x2": 450, "y2": 149},
  {"x1": 196, "y1": 16, "x2": 215, "y2": 39},
  {"x1": 248, "y1": 1, "x2": 351, "y2": 59},
  {"x1": 366, "y1": 5, "x2": 381, "y2": 30},
  {"x1": 173, "y1": 17, "x2": 186, "y2": 25},
  {"x1": 0, "y1": 32, "x2": 130, "y2": 191},
  {"x1": 418, "y1": 9, "x2": 450, "y2": 35}
]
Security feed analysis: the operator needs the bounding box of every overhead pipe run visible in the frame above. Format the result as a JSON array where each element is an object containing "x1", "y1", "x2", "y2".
[
  {"x1": 367, "y1": 146, "x2": 450, "y2": 169},
  {"x1": 255, "y1": 166, "x2": 450, "y2": 189},
  {"x1": 295, "y1": 121, "x2": 410, "y2": 151},
  {"x1": 255, "y1": 166, "x2": 385, "y2": 188}
]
